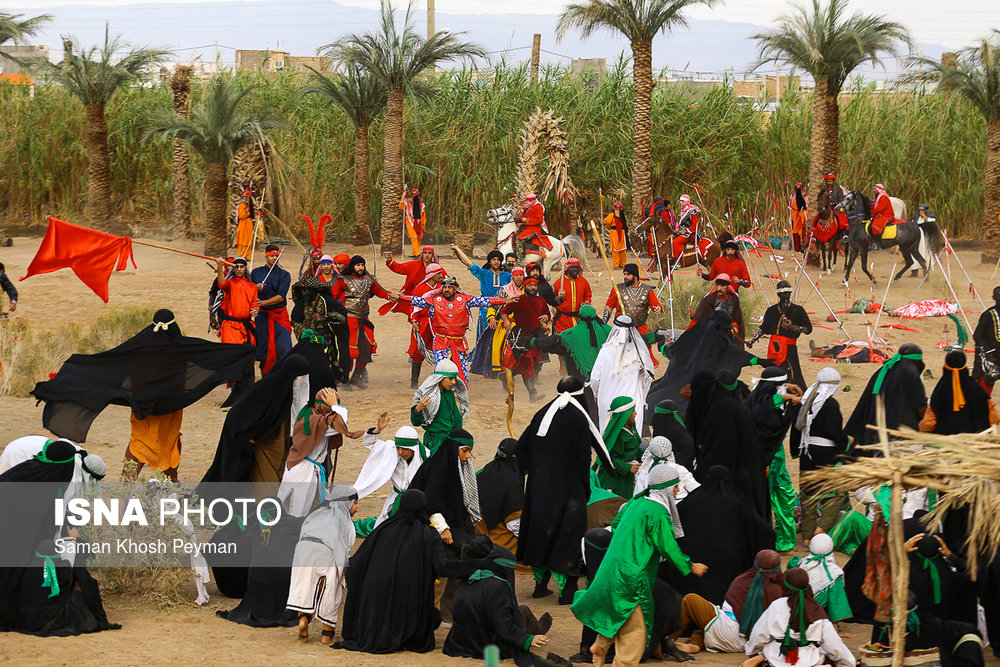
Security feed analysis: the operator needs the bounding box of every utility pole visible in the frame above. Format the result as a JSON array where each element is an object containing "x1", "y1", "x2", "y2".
[
  {"x1": 775, "y1": 62, "x2": 780, "y2": 103},
  {"x1": 62, "y1": 38, "x2": 72, "y2": 65},
  {"x1": 427, "y1": 0, "x2": 435, "y2": 40},
  {"x1": 530, "y1": 34, "x2": 541, "y2": 85}
]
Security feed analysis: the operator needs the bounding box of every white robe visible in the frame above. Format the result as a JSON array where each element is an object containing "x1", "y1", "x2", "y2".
[
  {"x1": 704, "y1": 601, "x2": 746, "y2": 653},
  {"x1": 589, "y1": 326, "x2": 654, "y2": 432},
  {"x1": 353, "y1": 430, "x2": 424, "y2": 526},
  {"x1": 746, "y1": 598, "x2": 855, "y2": 667},
  {"x1": 278, "y1": 405, "x2": 349, "y2": 517}
]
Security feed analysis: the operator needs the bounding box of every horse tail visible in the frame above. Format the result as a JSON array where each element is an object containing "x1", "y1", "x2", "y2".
[{"x1": 920, "y1": 220, "x2": 946, "y2": 255}]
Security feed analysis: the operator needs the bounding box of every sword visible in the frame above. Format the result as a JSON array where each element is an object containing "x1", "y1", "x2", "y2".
[{"x1": 365, "y1": 224, "x2": 378, "y2": 278}]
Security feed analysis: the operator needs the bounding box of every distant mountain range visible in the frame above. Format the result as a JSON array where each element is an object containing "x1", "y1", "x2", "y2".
[{"x1": 16, "y1": 0, "x2": 948, "y2": 80}]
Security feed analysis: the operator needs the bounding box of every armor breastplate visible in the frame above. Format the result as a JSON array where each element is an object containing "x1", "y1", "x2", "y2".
[
  {"x1": 619, "y1": 284, "x2": 652, "y2": 327},
  {"x1": 343, "y1": 275, "x2": 375, "y2": 318}
]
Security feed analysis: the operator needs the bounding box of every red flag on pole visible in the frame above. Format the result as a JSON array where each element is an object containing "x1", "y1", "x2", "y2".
[{"x1": 19, "y1": 216, "x2": 136, "y2": 302}]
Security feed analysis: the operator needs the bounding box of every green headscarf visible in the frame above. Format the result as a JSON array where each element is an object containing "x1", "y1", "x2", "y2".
[
  {"x1": 872, "y1": 351, "x2": 923, "y2": 395},
  {"x1": 739, "y1": 561, "x2": 782, "y2": 636},
  {"x1": 557, "y1": 304, "x2": 611, "y2": 379},
  {"x1": 653, "y1": 403, "x2": 686, "y2": 428},
  {"x1": 781, "y1": 581, "x2": 810, "y2": 657},
  {"x1": 602, "y1": 396, "x2": 636, "y2": 447}
]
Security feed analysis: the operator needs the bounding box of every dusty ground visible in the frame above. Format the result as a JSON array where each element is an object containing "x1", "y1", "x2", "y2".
[{"x1": 0, "y1": 234, "x2": 995, "y2": 666}]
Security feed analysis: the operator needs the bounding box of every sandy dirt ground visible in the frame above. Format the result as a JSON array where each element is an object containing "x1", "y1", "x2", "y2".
[{"x1": 0, "y1": 234, "x2": 996, "y2": 666}]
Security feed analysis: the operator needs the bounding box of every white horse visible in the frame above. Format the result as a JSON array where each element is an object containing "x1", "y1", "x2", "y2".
[{"x1": 486, "y1": 203, "x2": 587, "y2": 278}]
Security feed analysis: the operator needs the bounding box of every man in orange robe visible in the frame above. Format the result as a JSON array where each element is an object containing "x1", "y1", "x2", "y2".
[
  {"x1": 603, "y1": 201, "x2": 629, "y2": 268},
  {"x1": 235, "y1": 189, "x2": 255, "y2": 259},
  {"x1": 215, "y1": 257, "x2": 259, "y2": 346}
]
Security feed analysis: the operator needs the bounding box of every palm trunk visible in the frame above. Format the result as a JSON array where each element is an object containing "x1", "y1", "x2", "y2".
[
  {"x1": 808, "y1": 79, "x2": 839, "y2": 201},
  {"x1": 84, "y1": 103, "x2": 113, "y2": 227},
  {"x1": 353, "y1": 122, "x2": 372, "y2": 246},
  {"x1": 982, "y1": 120, "x2": 1000, "y2": 263},
  {"x1": 380, "y1": 88, "x2": 405, "y2": 252},
  {"x1": 170, "y1": 66, "x2": 193, "y2": 238},
  {"x1": 203, "y1": 162, "x2": 230, "y2": 256},
  {"x1": 630, "y1": 41, "x2": 653, "y2": 229}
]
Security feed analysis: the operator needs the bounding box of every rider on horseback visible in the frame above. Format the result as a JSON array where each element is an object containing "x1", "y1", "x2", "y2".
[
  {"x1": 870, "y1": 183, "x2": 898, "y2": 239},
  {"x1": 672, "y1": 194, "x2": 700, "y2": 259},
  {"x1": 517, "y1": 193, "x2": 553, "y2": 252},
  {"x1": 819, "y1": 172, "x2": 848, "y2": 231}
]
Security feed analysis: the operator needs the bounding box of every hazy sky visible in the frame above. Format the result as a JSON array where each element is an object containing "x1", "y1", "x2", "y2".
[{"x1": 9, "y1": 0, "x2": 996, "y2": 48}]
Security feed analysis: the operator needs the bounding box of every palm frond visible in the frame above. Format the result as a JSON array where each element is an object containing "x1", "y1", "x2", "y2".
[
  {"x1": 752, "y1": 0, "x2": 911, "y2": 93},
  {"x1": 908, "y1": 35, "x2": 1000, "y2": 123},
  {"x1": 301, "y1": 65, "x2": 388, "y2": 128},
  {"x1": 556, "y1": 0, "x2": 721, "y2": 44},
  {"x1": 0, "y1": 11, "x2": 51, "y2": 47}
]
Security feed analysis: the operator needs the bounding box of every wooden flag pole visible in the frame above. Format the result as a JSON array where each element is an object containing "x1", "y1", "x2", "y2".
[{"x1": 131, "y1": 239, "x2": 236, "y2": 266}]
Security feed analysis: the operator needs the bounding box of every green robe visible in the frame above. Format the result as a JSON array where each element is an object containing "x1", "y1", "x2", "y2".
[
  {"x1": 571, "y1": 497, "x2": 692, "y2": 640},
  {"x1": 594, "y1": 426, "x2": 641, "y2": 498},
  {"x1": 768, "y1": 444, "x2": 797, "y2": 552},
  {"x1": 410, "y1": 388, "x2": 462, "y2": 457}
]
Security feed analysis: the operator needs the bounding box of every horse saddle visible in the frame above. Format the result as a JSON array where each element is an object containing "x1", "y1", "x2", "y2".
[{"x1": 864, "y1": 221, "x2": 898, "y2": 240}]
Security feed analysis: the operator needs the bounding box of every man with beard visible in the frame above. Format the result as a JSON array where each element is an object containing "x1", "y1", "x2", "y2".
[
  {"x1": 698, "y1": 240, "x2": 751, "y2": 292},
  {"x1": 400, "y1": 275, "x2": 516, "y2": 382},
  {"x1": 551, "y1": 258, "x2": 592, "y2": 334},
  {"x1": 499, "y1": 277, "x2": 551, "y2": 401},
  {"x1": 691, "y1": 274, "x2": 746, "y2": 343},
  {"x1": 453, "y1": 245, "x2": 512, "y2": 340},
  {"x1": 215, "y1": 256, "x2": 259, "y2": 346},
  {"x1": 750, "y1": 280, "x2": 813, "y2": 390},
  {"x1": 845, "y1": 342, "x2": 927, "y2": 447},
  {"x1": 526, "y1": 262, "x2": 560, "y2": 308},
  {"x1": 404, "y1": 263, "x2": 444, "y2": 388},
  {"x1": 973, "y1": 286, "x2": 1000, "y2": 394},
  {"x1": 250, "y1": 244, "x2": 293, "y2": 375},
  {"x1": 330, "y1": 255, "x2": 394, "y2": 389},
  {"x1": 517, "y1": 376, "x2": 614, "y2": 606},
  {"x1": 602, "y1": 263, "x2": 663, "y2": 343}
]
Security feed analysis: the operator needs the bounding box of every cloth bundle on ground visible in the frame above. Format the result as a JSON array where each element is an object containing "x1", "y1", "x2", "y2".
[
  {"x1": 809, "y1": 343, "x2": 890, "y2": 364},
  {"x1": 891, "y1": 299, "x2": 960, "y2": 318},
  {"x1": 31, "y1": 309, "x2": 255, "y2": 442}
]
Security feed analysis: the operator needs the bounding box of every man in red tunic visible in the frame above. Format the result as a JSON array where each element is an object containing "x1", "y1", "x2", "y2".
[
  {"x1": 551, "y1": 258, "x2": 593, "y2": 334},
  {"x1": 400, "y1": 275, "x2": 514, "y2": 383},
  {"x1": 870, "y1": 183, "x2": 898, "y2": 238},
  {"x1": 518, "y1": 193, "x2": 553, "y2": 251},
  {"x1": 406, "y1": 263, "x2": 445, "y2": 388},
  {"x1": 330, "y1": 256, "x2": 394, "y2": 389},
  {"x1": 215, "y1": 257, "x2": 259, "y2": 346},
  {"x1": 672, "y1": 194, "x2": 700, "y2": 259},
  {"x1": 697, "y1": 240, "x2": 751, "y2": 292},
  {"x1": 379, "y1": 246, "x2": 438, "y2": 317},
  {"x1": 499, "y1": 277, "x2": 551, "y2": 401}
]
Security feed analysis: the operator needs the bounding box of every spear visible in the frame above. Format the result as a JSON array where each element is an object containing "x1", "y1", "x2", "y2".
[
  {"x1": 792, "y1": 257, "x2": 855, "y2": 341},
  {"x1": 588, "y1": 219, "x2": 624, "y2": 310}
]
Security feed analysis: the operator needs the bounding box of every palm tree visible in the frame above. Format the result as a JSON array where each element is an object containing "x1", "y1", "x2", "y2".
[
  {"x1": 29, "y1": 28, "x2": 165, "y2": 227},
  {"x1": 168, "y1": 65, "x2": 194, "y2": 238},
  {"x1": 754, "y1": 0, "x2": 910, "y2": 197},
  {"x1": 911, "y1": 34, "x2": 1000, "y2": 262},
  {"x1": 303, "y1": 65, "x2": 387, "y2": 245},
  {"x1": 144, "y1": 74, "x2": 283, "y2": 255},
  {"x1": 0, "y1": 11, "x2": 51, "y2": 52},
  {"x1": 557, "y1": 0, "x2": 720, "y2": 227},
  {"x1": 327, "y1": 0, "x2": 484, "y2": 250}
]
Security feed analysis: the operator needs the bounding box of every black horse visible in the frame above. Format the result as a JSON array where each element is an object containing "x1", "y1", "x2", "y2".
[{"x1": 842, "y1": 190, "x2": 944, "y2": 284}]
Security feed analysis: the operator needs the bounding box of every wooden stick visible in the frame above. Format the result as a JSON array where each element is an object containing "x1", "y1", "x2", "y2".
[
  {"x1": 132, "y1": 239, "x2": 235, "y2": 265},
  {"x1": 870, "y1": 263, "x2": 897, "y2": 350},
  {"x1": 588, "y1": 219, "x2": 624, "y2": 308}
]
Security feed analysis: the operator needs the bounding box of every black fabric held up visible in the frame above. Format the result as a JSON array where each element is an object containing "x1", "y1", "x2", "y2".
[
  {"x1": 928, "y1": 365, "x2": 991, "y2": 435},
  {"x1": 335, "y1": 489, "x2": 448, "y2": 654},
  {"x1": 31, "y1": 325, "x2": 255, "y2": 443},
  {"x1": 199, "y1": 354, "x2": 310, "y2": 490},
  {"x1": 649, "y1": 405, "x2": 695, "y2": 469},
  {"x1": 516, "y1": 394, "x2": 605, "y2": 576}
]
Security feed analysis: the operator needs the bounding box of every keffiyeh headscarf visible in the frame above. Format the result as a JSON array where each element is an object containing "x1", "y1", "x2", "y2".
[
  {"x1": 795, "y1": 367, "x2": 841, "y2": 450},
  {"x1": 639, "y1": 463, "x2": 683, "y2": 537},
  {"x1": 447, "y1": 429, "x2": 481, "y2": 525},
  {"x1": 634, "y1": 436, "x2": 674, "y2": 496},
  {"x1": 799, "y1": 532, "x2": 843, "y2": 595},
  {"x1": 298, "y1": 484, "x2": 358, "y2": 566},
  {"x1": 412, "y1": 359, "x2": 470, "y2": 426}
]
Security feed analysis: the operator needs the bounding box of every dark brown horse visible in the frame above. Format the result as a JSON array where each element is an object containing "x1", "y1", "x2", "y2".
[
  {"x1": 635, "y1": 213, "x2": 724, "y2": 274},
  {"x1": 810, "y1": 187, "x2": 844, "y2": 274}
]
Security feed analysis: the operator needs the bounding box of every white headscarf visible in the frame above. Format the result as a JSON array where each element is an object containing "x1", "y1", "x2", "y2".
[
  {"x1": 412, "y1": 359, "x2": 470, "y2": 426},
  {"x1": 298, "y1": 485, "x2": 358, "y2": 567},
  {"x1": 354, "y1": 425, "x2": 424, "y2": 499},
  {"x1": 589, "y1": 316, "x2": 655, "y2": 431},
  {"x1": 794, "y1": 367, "x2": 841, "y2": 447},
  {"x1": 536, "y1": 384, "x2": 613, "y2": 467},
  {"x1": 643, "y1": 463, "x2": 684, "y2": 537},
  {"x1": 798, "y1": 532, "x2": 843, "y2": 594}
]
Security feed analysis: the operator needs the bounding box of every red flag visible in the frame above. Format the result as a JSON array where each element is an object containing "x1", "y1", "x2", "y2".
[{"x1": 20, "y1": 216, "x2": 136, "y2": 302}]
